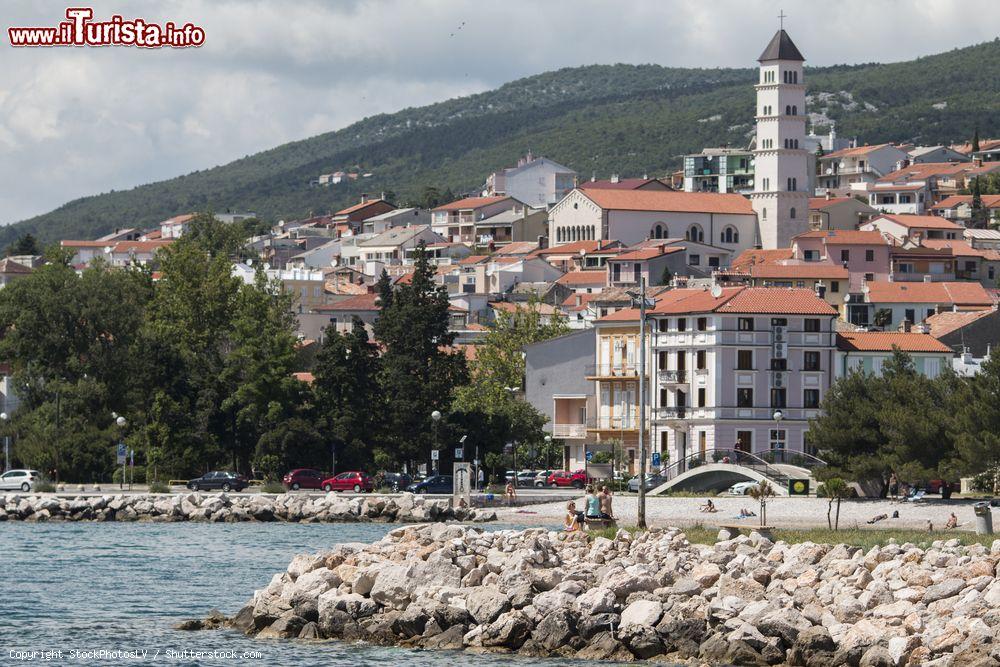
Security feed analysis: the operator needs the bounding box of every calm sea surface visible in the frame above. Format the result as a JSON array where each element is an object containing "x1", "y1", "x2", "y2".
[{"x1": 0, "y1": 521, "x2": 640, "y2": 666}]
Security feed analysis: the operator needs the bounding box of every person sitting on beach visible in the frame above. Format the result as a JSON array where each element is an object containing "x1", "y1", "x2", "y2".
[
  {"x1": 737, "y1": 507, "x2": 756, "y2": 519},
  {"x1": 584, "y1": 485, "x2": 601, "y2": 519},
  {"x1": 504, "y1": 481, "x2": 516, "y2": 506},
  {"x1": 564, "y1": 501, "x2": 581, "y2": 532},
  {"x1": 599, "y1": 485, "x2": 615, "y2": 520},
  {"x1": 945, "y1": 512, "x2": 958, "y2": 529},
  {"x1": 699, "y1": 499, "x2": 717, "y2": 513},
  {"x1": 867, "y1": 513, "x2": 888, "y2": 524}
]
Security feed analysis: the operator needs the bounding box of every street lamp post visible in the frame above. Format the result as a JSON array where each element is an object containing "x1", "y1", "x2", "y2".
[
  {"x1": 627, "y1": 278, "x2": 654, "y2": 529},
  {"x1": 1, "y1": 412, "x2": 9, "y2": 473},
  {"x1": 431, "y1": 410, "x2": 442, "y2": 475},
  {"x1": 544, "y1": 434, "x2": 552, "y2": 470},
  {"x1": 115, "y1": 415, "x2": 127, "y2": 490},
  {"x1": 772, "y1": 410, "x2": 784, "y2": 460}
]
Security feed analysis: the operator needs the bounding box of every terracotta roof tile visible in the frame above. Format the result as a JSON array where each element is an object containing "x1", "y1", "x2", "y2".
[
  {"x1": 717, "y1": 287, "x2": 837, "y2": 315},
  {"x1": 749, "y1": 263, "x2": 849, "y2": 280},
  {"x1": 530, "y1": 240, "x2": 623, "y2": 257},
  {"x1": 822, "y1": 143, "x2": 897, "y2": 160},
  {"x1": 731, "y1": 248, "x2": 793, "y2": 269},
  {"x1": 865, "y1": 281, "x2": 993, "y2": 306},
  {"x1": 432, "y1": 196, "x2": 509, "y2": 212},
  {"x1": 335, "y1": 199, "x2": 391, "y2": 216},
  {"x1": 612, "y1": 246, "x2": 684, "y2": 261},
  {"x1": 870, "y1": 214, "x2": 963, "y2": 230},
  {"x1": 579, "y1": 189, "x2": 754, "y2": 215},
  {"x1": 579, "y1": 177, "x2": 670, "y2": 190},
  {"x1": 925, "y1": 309, "x2": 994, "y2": 337},
  {"x1": 836, "y1": 332, "x2": 952, "y2": 353},
  {"x1": 312, "y1": 293, "x2": 381, "y2": 311},
  {"x1": 808, "y1": 197, "x2": 859, "y2": 210},
  {"x1": 794, "y1": 230, "x2": 888, "y2": 245},
  {"x1": 930, "y1": 194, "x2": 1000, "y2": 210},
  {"x1": 555, "y1": 271, "x2": 608, "y2": 287}
]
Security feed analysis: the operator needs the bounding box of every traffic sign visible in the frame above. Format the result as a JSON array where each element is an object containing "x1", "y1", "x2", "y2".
[
  {"x1": 585, "y1": 450, "x2": 594, "y2": 462},
  {"x1": 431, "y1": 449, "x2": 439, "y2": 461},
  {"x1": 454, "y1": 448, "x2": 464, "y2": 460},
  {"x1": 651, "y1": 452, "x2": 661, "y2": 467},
  {"x1": 116, "y1": 442, "x2": 127, "y2": 465},
  {"x1": 503, "y1": 442, "x2": 513, "y2": 454}
]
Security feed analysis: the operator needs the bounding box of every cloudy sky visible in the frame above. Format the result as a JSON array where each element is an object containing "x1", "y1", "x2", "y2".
[{"x1": 2, "y1": 0, "x2": 998, "y2": 225}]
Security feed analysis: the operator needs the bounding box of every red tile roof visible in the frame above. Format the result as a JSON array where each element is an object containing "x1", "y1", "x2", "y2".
[
  {"x1": 749, "y1": 263, "x2": 850, "y2": 280},
  {"x1": 869, "y1": 214, "x2": 963, "y2": 230},
  {"x1": 555, "y1": 271, "x2": 608, "y2": 287},
  {"x1": 717, "y1": 287, "x2": 838, "y2": 315},
  {"x1": 877, "y1": 162, "x2": 972, "y2": 184},
  {"x1": 112, "y1": 240, "x2": 173, "y2": 253},
  {"x1": 822, "y1": 143, "x2": 898, "y2": 160},
  {"x1": 808, "y1": 196, "x2": 860, "y2": 210},
  {"x1": 432, "y1": 196, "x2": 509, "y2": 212},
  {"x1": 930, "y1": 194, "x2": 1000, "y2": 211},
  {"x1": 731, "y1": 248, "x2": 793, "y2": 269},
  {"x1": 61, "y1": 240, "x2": 113, "y2": 248},
  {"x1": 292, "y1": 372, "x2": 315, "y2": 383},
  {"x1": 579, "y1": 189, "x2": 754, "y2": 215},
  {"x1": 530, "y1": 241, "x2": 622, "y2": 257},
  {"x1": 926, "y1": 309, "x2": 994, "y2": 337},
  {"x1": 836, "y1": 332, "x2": 952, "y2": 353},
  {"x1": 335, "y1": 199, "x2": 391, "y2": 216},
  {"x1": 492, "y1": 241, "x2": 539, "y2": 256},
  {"x1": 457, "y1": 254, "x2": 489, "y2": 265},
  {"x1": 794, "y1": 230, "x2": 888, "y2": 246},
  {"x1": 579, "y1": 177, "x2": 670, "y2": 190},
  {"x1": 612, "y1": 246, "x2": 684, "y2": 261},
  {"x1": 865, "y1": 281, "x2": 993, "y2": 306},
  {"x1": 919, "y1": 239, "x2": 988, "y2": 257},
  {"x1": 561, "y1": 292, "x2": 602, "y2": 312},
  {"x1": 489, "y1": 301, "x2": 557, "y2": 315}
]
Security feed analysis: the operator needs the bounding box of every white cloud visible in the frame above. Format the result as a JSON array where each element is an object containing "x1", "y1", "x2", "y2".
[{"x1": 1, "y1": 0, "x2": 998, "y2": 225}]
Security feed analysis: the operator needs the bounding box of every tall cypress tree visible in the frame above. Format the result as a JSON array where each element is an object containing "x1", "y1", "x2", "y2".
[
  {"x1": 972, "y1": 126, "x2": 981, "y2": 154},
  {"x1": 373, "y1": 243, "x2": 467, "y2": 471},
  {"x1": 972, "y1": 176, "x2": 986, "y2": 228}
]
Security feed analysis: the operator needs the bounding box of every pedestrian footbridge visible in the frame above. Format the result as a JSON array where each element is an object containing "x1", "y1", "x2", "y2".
[{"x1": 647, "y1": 449, "x2": 825, "y2": 497}]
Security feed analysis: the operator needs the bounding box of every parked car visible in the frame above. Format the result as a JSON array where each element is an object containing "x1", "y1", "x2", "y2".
[
  {"x1": 0, "y1": 469, "x2": 41, "y2": 492},
  {"x1": 924, "y1": 479, "x2": 960, "y2": 497},
  {"x1": 515, "y1": 470, "x2": 538, "y2": 487},
  {"x1": 282, "y1": 468, "x2": 325, "y2": 491},
  {"x1": 187, "y1": 471, "x2": 248, "y2": 492},
  {"x1": 407, "y1": 475, "x2": 453, "y2": 494},
  {"x1": 382, "y1": 472, "x2": 412, "y2": 492},
  {"x1": 321, "y1": 471, "x2": 374, "y2": 493},
  {"x1": 727, "y1": 481, "x2": 758, "y2": 496},
  {"x1": 627, "y1": 474, "x2": 667, "y2": 493},
  {"x1": 533, "y1": 470, "x2": 553, "y2": 487},
  {"x1": 546, "y1": 469, "x2": 588, "y2": 489}
]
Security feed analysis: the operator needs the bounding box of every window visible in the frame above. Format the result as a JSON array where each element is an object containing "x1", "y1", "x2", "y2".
[
  {"x1": 709, "y1": 256, "x2": 720, "y2": 267},
  {"x1": 770, "y1": 358, "x2": 787, "y2": 371},
  {"x1": 737, "y1": 388, "x2": 754, "y2": 407},
  {"x1": 840, "y1": 249, "x2": 850, "y2": 263},
  {"x1": 785, "y1": 105, "x2": 791, "y2": 115},
  {"x1": 657, "y1": 319, "x2": 669, "y2": 332},
  {"x1": 904, "y1": 308, "x2": 915, "y2": 324},
  {"x1": 697, "y1": 388, "x2": 706, "y2": 408},
  {"x1": 864, "y1": 272, "x2": 875, "y2": 281},
  {"x1": 830, "y1": 281, "x2": 840, "y2": 293},
  {"x1": 804, "y1": 351, "x2": 821, "y2": 371},
  {"x1": 804, "y1": 250, "x2": 819, "y2": 261},
  {"x1": 803, "y1": 389, "x2": 820, "y2": 409},
  {"x1": 686, "y1": 225, "x2": 704, "y2": 242},
  {"x1": 769, "y1": 429, "x2": 787, "y2": 450},
  {"x1": 790, "y1": 207, "x2": 796, "y2": 219},
  {"x1": 722, "y1": 226, "x2": 739, "y2": 244},
  {"x1": 926, "y1": 307, "x2": 936, "y2": 320},
  {"x1": 696, "y1": 350, "x2": 706, "y2": 369},
  {"x1": 652, "y1": 224, "x2": 665, "y2": 239},
  {"x1": 738, "y1": 317, "x2": 754, "y2": 331},
  {"x1": 762, "y1": 207, "x2": 767, "y2": 220},
  {"x1": 696, "y1": 317, "x2": 708, "y2": 331},
  {"x1": 866, "y1": 249, "x2": 875, "y2": 262},
  {"x1": 689, "y1": 254, "x2": 700, "y2": 266},
  {"x1": 737, "y1": 350, "x2": 753, "y2": 370},
  {"x1": 771, "y1": 388, "x2": 787, "y2": 408},
  {"x1": 770, "y1": 318, "x2": 787, "y2": 326},
  {"x1": 804, "y1": 318, "x2": 820, "y2": 332},
  {"x1": 677, "y1": 317, "x2": 687, "y2": 332}
]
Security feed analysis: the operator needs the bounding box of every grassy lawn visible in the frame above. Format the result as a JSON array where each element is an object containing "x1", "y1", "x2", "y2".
[{"x1": 588, "y1": 523, "x2": 998, "y2": 550}]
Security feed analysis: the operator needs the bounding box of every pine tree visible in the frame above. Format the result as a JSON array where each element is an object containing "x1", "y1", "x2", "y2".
[
  {"x1": 373, "y1": 243, "x2": 468, "y2": 470},
  {"x1": 971, "y1": 176, "x2": 987, "y2": 228}
]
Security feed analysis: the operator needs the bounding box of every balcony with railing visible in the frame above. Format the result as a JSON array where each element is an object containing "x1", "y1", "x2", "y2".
[
  {"x1": 657, "y1": 369, "x2": 688, "y2": 385},
  {"x1": 654, "y1": 407, "x2": 687, "y2": 421},
  {"x1": 585, "y1": 363, "x2": 641, "y2": 379},
  {"x1": 587, "y1": 415, "x2": 639, "y2": 431},
  {"x1": 552, "y1": 423, "x2": 587, "y2": 438}
]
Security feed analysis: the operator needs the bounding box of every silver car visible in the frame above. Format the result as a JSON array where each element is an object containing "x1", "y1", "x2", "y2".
[
  {"x1": 627, "y1": 474, "x2": 666, "y2": 492},
  {"x1": 0, "y1": 469, "x2": 41, "y2": 492}
]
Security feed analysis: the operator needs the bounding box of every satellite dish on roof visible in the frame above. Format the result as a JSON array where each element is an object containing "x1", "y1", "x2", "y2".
[
  {"x1": 826, "y1": 168, "x2": 833, "y2": 175},
  {"x1": 710, "y1": 284, "x2": 723, "y2": 298}
]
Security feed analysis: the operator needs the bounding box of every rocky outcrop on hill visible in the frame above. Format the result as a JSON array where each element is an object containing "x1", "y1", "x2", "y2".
[
  {"x1": 222, "y1": 525, "x2": 1000, "y2": 665},
  {"x1": 0, "y1": 492, "x2": 495, "y2": 524}
]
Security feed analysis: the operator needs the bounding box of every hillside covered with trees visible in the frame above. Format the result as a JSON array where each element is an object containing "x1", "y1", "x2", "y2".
[{"x1": 4, "y1": 38, "x2": 1000, "y2": 246}]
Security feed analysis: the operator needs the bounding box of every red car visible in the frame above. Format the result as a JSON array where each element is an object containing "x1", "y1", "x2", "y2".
[
  {"x1": 546, "y1": 469, "x2": 588, "y2": 489},
  {"x1": 282, "y1": 468, "x2": 326, "y2": 491},
  {"x1": 321, "y1": 471, "x2": 375, "y2": 493}
]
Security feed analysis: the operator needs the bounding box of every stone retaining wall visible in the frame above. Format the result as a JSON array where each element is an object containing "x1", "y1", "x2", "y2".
[
  {"x1": 0, "y1": 492, "x2": 496, "y2": 523},
  {"x1": 219, "y1": 525, "x2": 1000, "y2": 666}
]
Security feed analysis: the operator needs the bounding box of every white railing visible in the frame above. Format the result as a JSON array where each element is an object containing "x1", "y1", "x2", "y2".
[{"x1": 552, "y1": 424, "x2": 587, "y2": 439}]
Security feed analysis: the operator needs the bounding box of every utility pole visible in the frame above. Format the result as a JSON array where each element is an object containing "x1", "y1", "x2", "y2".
[{"x1": 628, "y1": 278, "x2": 654, "y2": 529}]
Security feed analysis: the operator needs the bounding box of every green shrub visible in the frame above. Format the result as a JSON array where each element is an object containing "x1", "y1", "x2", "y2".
[
  {"x1": 147, "y1": 480, "x2": 170, "y2": 493},
  {"x1": 260, "y1": 481, "x2": 286, "y2": 494},
  {"x1": 33, "y1": 480, "x2": 56, "y2": 493}
]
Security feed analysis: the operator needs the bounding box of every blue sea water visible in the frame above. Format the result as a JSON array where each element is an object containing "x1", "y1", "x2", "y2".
[{"x1": 0, "y1": 521, "x2": 635, "y2": 666}]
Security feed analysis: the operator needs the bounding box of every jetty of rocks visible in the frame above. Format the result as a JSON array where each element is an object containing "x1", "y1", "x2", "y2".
[
  {"x1": 0, "y1": 492, "x2": 496, "y2": 523},
  {"x1": 223, "y1": 524, "x2": 1000, "y2": 666}
]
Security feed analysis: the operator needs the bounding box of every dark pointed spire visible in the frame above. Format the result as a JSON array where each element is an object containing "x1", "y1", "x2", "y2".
[{"x1": 758, "y1": 29, "x2": 804, "y2": 62}]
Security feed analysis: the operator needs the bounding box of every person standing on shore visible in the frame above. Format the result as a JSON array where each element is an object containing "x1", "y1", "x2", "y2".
[
  {"x1": 888, "y1": 472, "x2": 898, "y2": 502},
  {"x1": 477, "y1": 467, "x2": 484, "y2": 491}
]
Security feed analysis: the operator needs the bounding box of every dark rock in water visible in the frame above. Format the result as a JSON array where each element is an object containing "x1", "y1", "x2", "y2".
[
  {"x1": 173, "y1": 619, "x2": 203, "y2": 631},
  {"x1": 575, "y1": 631, "x2": 632, "y2": 661},
  {"x1": 362, "y1": 610, "x2": 401, "y2": 645},
  {"x1": 293, "y1": 596, "x2": 319, "y2": 622},
  {"x1": 203, "y1": 609, "x2": 227, "y2": 628},
  {"x1": 657, "y1": 617, "x2": 705, "y2": 657},
  {"x1": 698, "y1": 633, "x2": 730, "y2": 663},
  {"x1": 392, "y1": 603, "x2": 430, "y2": 638},
  {"x1": 257, "y1": 612, "x2": 307, "y2": 639},
  {"x1": 436, "y1": 605, "x2": 471, "y2": 629},
  {"x1": 297, "y1": 622, "x2": 320, "y2": 640},
  {"x1": 421, "y1": 625, "x2": 466, "y2": 650},
  {"x1": 480, "y1": 611, "x2": 531, "y2": 650},
  {"x1": 531, "y1": 608, "x2": 575, "y2": 651},
  {"x1": 620, "y1": 623, "x2": 664, "y2": 659},
  {"x1": 577, "y1": 612, "x2": 618, "y2": 641},
  {"x1": 725, "y1": 639, "x2": 769, "y2": 666},
  {"x1": 318, "y1": 609, "x2": 358, "y2": 639}
]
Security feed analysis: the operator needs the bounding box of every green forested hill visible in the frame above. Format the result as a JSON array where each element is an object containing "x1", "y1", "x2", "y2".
[{"x1": 5, "y1": 38, "x2": 1000, "y2": 246}]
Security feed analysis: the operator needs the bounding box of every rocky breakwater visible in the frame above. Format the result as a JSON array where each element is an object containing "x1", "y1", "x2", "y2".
[
  {"x1": 0, "y1": 492, "x2": 495, "y2": 524},
  {"x1": 222, "y1": 525, "x2": 1000, "y2": 666}
]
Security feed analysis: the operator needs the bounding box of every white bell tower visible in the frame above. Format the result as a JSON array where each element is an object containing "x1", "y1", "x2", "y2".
[{"x1": 751, "y1": 22, "x2": 810, "y2": 249}]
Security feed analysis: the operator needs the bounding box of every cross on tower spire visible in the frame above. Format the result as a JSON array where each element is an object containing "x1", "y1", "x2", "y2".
[{"x1": 778, "y1": 10, "x2": 787, "y2": 30}]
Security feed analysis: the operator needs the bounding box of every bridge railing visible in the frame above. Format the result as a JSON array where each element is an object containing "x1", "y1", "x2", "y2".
[{"x1": 653, "y1": 448, "x2": 796, "y2": 488}]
